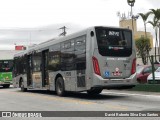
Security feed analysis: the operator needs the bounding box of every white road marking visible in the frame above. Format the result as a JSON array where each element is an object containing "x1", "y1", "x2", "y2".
[{"x1": 102, "y1": 91, "x2": 160, "y2": 98}]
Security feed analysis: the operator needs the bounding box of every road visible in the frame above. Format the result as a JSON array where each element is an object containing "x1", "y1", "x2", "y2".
[{"x1": 0, "y1": 86, "x2": 160, "y2": 120}]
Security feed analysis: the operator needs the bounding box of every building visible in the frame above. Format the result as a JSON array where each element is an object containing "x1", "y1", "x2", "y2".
[{"x1": 119, "y1": 18, "x2": 153, "y2": 48}]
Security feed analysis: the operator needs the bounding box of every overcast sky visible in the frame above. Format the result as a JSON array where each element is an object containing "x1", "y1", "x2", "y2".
[{"x1": 0, "y1": 0, "x2": 160, "y2": 50}]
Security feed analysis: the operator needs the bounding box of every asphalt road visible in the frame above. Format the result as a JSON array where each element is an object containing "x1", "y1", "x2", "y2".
[{"x1": 0, "y1": 86, "x2": 160, "y2": 120}]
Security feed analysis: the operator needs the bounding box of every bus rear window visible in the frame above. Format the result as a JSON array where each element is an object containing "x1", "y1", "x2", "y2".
[{"x1": 95, "y1": 27, "x2": 132, "y2": 57}]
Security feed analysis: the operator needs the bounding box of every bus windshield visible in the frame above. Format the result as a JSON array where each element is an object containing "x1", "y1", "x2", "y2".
[
  {"x1": 95, "y1": 27, "x2": 132, "y2": 57},
  {"x1": 0, "y1": 60, "x2": 13, "y2": 72}
]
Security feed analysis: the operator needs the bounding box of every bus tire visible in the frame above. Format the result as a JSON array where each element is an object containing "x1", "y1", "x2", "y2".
[
  {"x1": 3, "y1": 84, "x2": 10, "y2": 88},
  {"x1": 56, "y1": 77, "x2": 65, "y2": 96},
  {"x1": 87, "y1": 88, "x2": 103, "y2": 95},
  {"x1": 20, "y1": 79, "x2": 27, "y2": 92}
]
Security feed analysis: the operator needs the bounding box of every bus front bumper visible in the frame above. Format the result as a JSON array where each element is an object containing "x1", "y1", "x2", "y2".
[{"x1": 0, "y1": 81, "x2": 12, "y2": 85}]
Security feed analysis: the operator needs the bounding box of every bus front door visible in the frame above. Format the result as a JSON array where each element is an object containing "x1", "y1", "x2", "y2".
[
  {"x1": 42, "y1": 50, "x2": 49, "y2": 87},
  {"x1": 27, "y1": 55, "x2": 32, "y2": 86}
]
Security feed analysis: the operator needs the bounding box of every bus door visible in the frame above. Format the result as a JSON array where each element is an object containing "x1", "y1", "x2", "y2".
[
  {"x1": 27, "y1": 55, "x2": 32, "y2": 86},
  {"x1": 41, "y1": 50, "x2": 49, "y2": 87},
  {"x1": 74, "y1": 35, "x2": 86, "y2": 90}
]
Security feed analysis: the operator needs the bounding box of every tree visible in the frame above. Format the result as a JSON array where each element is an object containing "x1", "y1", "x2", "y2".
[
  {"x1": 139, "y1": 12, "x2": 151, "y2": 64},
  {"x1": 135, "y1": 37, "x2": 151, "y2": 65},
  {"x1": 138, "y1": 12, "x2": 150, "y2": 37},
  {"x1": 149, "y1": 9, "x2": 160, "y2": 61},
  {"x1": 150, "y1": 9, "x2": 160, "y2": 22},
  {"x1": 148, "y1": 17, "x2": 159, "y2": 62}
]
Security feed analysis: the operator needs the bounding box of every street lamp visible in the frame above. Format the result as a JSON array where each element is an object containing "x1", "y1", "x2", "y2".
[
  {"x1": 127, "y1": 0, "x2": 135, "y2": 32},
  {"x1": 127, "y1": 0, "x2": 135, "y2": 7}
]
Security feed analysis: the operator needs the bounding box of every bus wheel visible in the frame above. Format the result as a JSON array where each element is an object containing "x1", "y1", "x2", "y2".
[
  {"x1": 87, "y1": 88, "x2": 103, "y2": 95},
  {"x1": 56, "y1": 77, "x2": 65, "y2": 96},
  {"x1": 20, "y1": 80, "x2": 27, "y2": 92},
  {"x1": 3, "y1": 84, "x2": 10, "y2": 88}
]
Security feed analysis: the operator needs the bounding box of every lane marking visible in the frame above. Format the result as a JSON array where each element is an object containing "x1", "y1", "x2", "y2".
[{"x1": 102, "y1": 91, "x2": 160, "y2": 98}]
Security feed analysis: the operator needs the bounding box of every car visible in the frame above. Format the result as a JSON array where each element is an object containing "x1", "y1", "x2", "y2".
[
  {"x1": 136, "y1": 64, "x2": 160, "y2": 84},
  {"x1": 147, "y1": 67, "x2": 160, "y2": 84}
]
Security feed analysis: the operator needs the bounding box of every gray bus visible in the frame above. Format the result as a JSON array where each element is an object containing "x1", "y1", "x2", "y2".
[{"x1": 13, "y1": 26, "x2": 136, "y2": 96}]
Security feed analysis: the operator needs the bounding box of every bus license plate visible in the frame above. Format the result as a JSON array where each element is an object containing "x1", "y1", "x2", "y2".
[{"x1": 110, "y1": 80, "x2": 123, "y2": 83}]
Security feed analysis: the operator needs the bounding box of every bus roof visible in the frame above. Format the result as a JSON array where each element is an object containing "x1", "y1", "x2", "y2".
[{"x1": 14, "y1": 26, "x2": 131, "y2": 58}]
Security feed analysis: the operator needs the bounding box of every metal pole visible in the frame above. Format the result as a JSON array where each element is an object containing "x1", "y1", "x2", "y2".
[
  {"x1": 159, "y1": 25, "x2": 160, "y2": 61},
  {"x1": 131, "y1": 6, "x2": 134, "y2": 33},
  {"x1": 59, "y1": 26, "x2": 67, "y2": 36},
  {"x1": 151, "y1": 55, "x2": 155, "y2": 84},
  {"x1": 64, "y1": 26, "x2": 66, "y2": 36}
]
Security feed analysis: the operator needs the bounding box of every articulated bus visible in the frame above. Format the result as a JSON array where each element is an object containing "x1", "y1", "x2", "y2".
[{"x1": 13, "y1": 26, "x2": 136, "y2": 96}]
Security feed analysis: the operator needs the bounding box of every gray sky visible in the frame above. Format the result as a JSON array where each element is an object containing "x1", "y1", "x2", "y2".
[{"x1": 0, "y1": 0, "x2": 160, "y2": 50}]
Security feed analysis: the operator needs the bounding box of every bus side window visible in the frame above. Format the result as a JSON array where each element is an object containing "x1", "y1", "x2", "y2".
[
  {"x1": 75, "y1": 35, "x2": 86, "y2": 70},
  {"x1": 32, "y1": 53, "x2": 41, "y2": 72},
  {"x1": 48, "y1": 44, "x2": 61, "y2": 71},
  {"x1": 75, "y1": 35, "x2": 86, "y2": 51}
]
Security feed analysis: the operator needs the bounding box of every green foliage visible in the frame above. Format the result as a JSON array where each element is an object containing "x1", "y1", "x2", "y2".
[
  {"x1": 136, "y1": 37, "x2": 151, "y2": 65},
  {"x1": 139, "y1": 12, "x2": 151, "y2": 38},
  {"x1": 150, "y1": 9, "x2": 160, "y2": 22},
  {"x1": 139, "y1": 12, "x2": 150, "y2": 23},
  {"x1": 148, "y1": 17, "x2": 159, "y2": 28},
  {"x1": 148, "y1": 8, "x2": 160, "y2": 61},
  {"x1": 139, "y1": 8, "x2": 160, "y2": 63}
]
